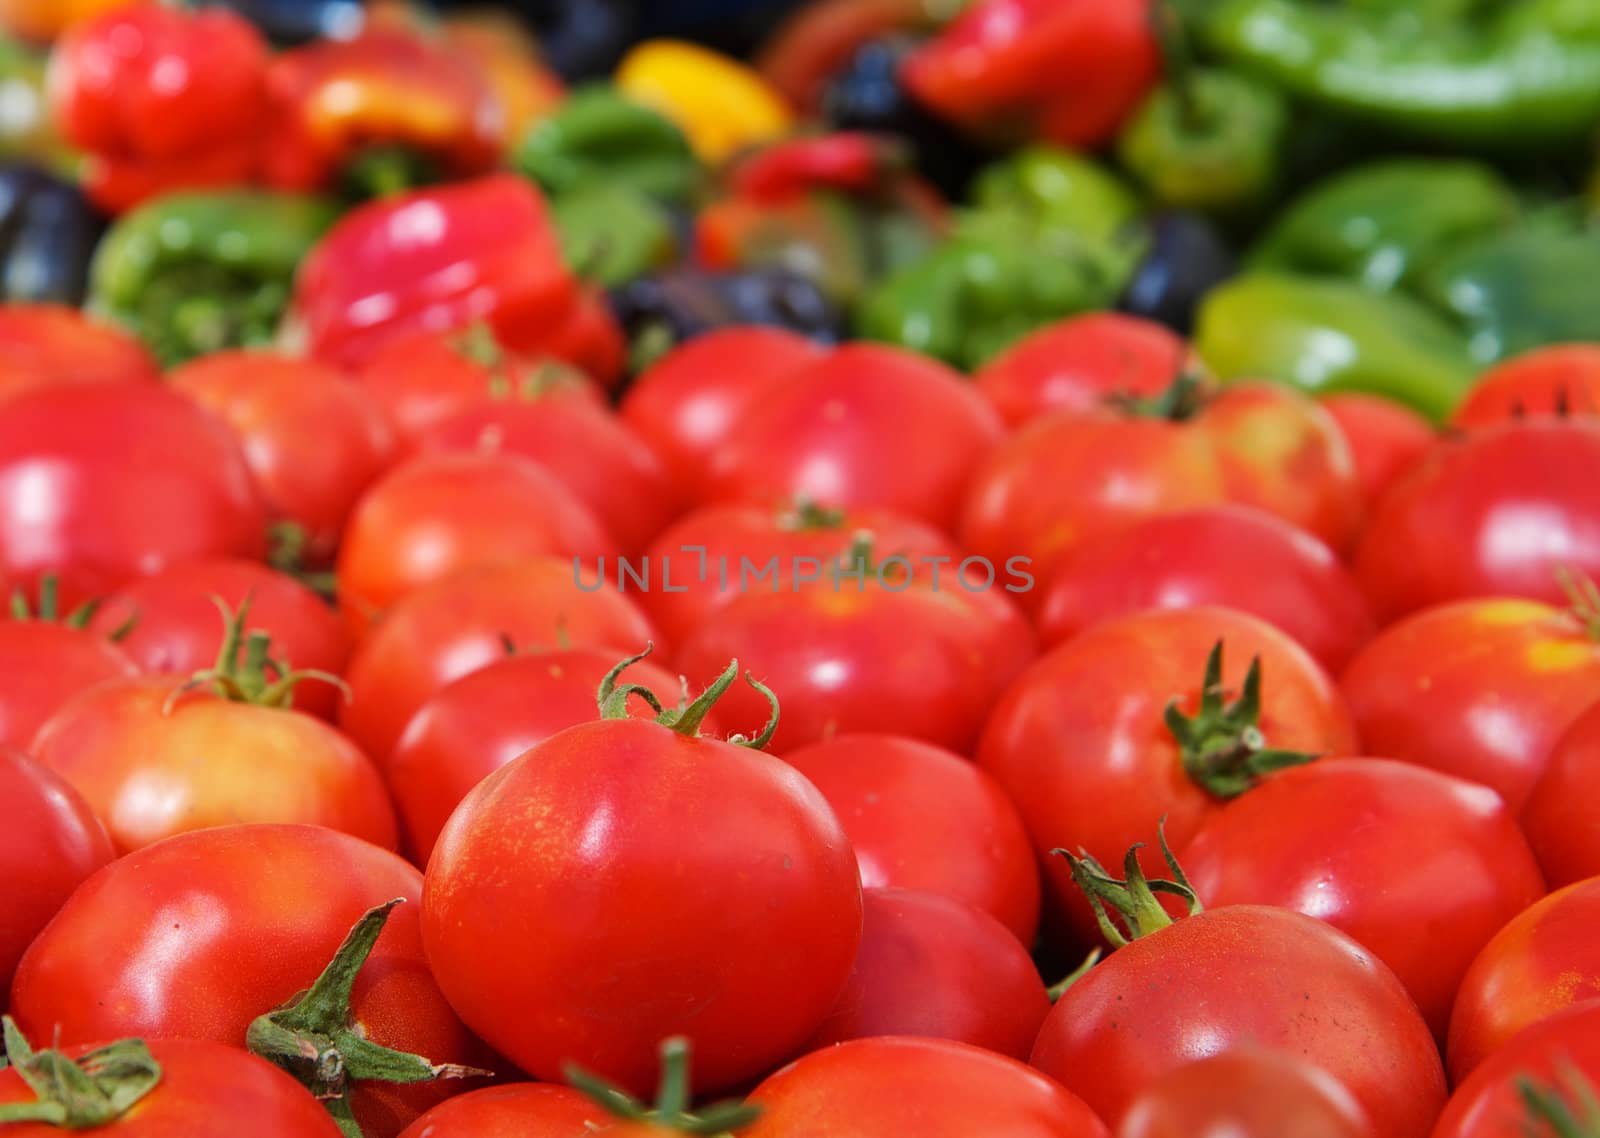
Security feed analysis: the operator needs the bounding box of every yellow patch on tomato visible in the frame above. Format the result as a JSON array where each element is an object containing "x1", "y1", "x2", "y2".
[
  {"x1": 1527, "y1": 639, "x2": 1596, "y2": 673},
  {"x1": 1471, "y1": 599, "x2": 1551, "y2": 626}
]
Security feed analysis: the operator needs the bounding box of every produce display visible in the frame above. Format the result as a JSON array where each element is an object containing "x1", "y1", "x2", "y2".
[{"x1": 4, "y1": 0, "x2": 1600, "y2": 1134}]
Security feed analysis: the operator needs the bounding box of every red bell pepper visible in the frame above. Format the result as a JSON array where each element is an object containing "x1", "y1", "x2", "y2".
[
  {"x1": 726, "y1": 132, "x2": 910, "y2": 204},
  {"x1": 261, "y1": 26, "x2": 506, "y2": 196},
  {"x1": 46, "y1": 2, "x2": 269, "y2": 213},
  {"x1": 289, "y1": 174, "x2": 623, "y2": 387},
  {"x1": 902, "y1": 0, "x2": 1161, "y2": 149}
]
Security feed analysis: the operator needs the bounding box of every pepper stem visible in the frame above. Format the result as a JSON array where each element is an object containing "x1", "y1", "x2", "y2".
[
  {"x1": 1051, "y1": 821, "x2": 1202, "y2": 949},
  {"x1": 596, "y1": 646, "x2": 780, "y2": 749},
  {"x1": 0, "y1": 1017, "x2": 163, "y2": 1127},
  {"x1": 1518, "y1": 1066, "x2": 1600, "y2": 1138},
  {"x1": 562, "y1": 1036, "x2": 762, "y2": 1136}
]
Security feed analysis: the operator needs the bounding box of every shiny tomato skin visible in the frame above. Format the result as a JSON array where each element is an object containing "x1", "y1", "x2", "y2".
[
  {"x1": 978, "y1": 605, "x2": 1357, "y2": 948},
  {"x1": 974, "y1": 312, "x2": 1188, "y2": 429},
  {"x1": 1032, "y1": 906, "x2": 1446, "y2": 1137},
  {"x1": 619, "y1": 326, "x2": 826, "y2": 497},
  {"x1": 1523, "y1": 703, "x2": 1600, "y2": 886},
  {"x1": 741, "y1": 1036, "x2": 1111, "y2": 1138},
  {"x1": 1450, "y1": 344, "x2": 1600, "y2": 428},
  {"x1": 1118, "y1": 1048, "x2": 1371, "y2": 1138},
  {"x1": 1318, "y1": 392, "x2": 1436, "y2": 510},
  {"x1": 10, "y1": 824, "x2": 485, "y2": 1138},
  {"x1": 1432, "y1": 1000, "x2": 1600, "y2": 1138},
  {"x1": 1446, "y1": 877, "x2": 1600, "y2": 1085},
  {"x1": 0, "y1": 383, "x2": 268, "y2": 605},
  {"x1": 387, "y1": 649, "x2": 712, "y2": 865},
  {"x1": 1179, "y1": 758, "x2": 1546, "y2": 1039},
  {"x1": 84, "y1": 557, "x2": 350, "y2": 720},
  {"x1": 1338, "y1": 598, "x2": 1600, "y2": 812},
  {"x1": 700, "y1": 343, "x2": 1004, "y2": 530},
  {"x1": 1036, "y1": 505, "x2": 1376, "y2": 673},
  {"x1": 338, "y1": 557, "x2": 659, "y2": 764},
  {"x1": 0, "y1": 1037, "x2": 344, "y2": 1138},
  {"x1": 779, "y1": 733, "x2": 1040, "y2": 945},
  {"x1": 31, "y1": 676, "x2": 397, "y2": 853},
  {"x1": 0, "y1": 748, "x2": 115, "y2": 994},
  {"x1": 421, "y1": 718, "x2": 863, "y2": 1097},
  {"x1": 1355, "y1": 421, "x2": 1600, "y2": 622},
  {"x1": 0, "y1": 305, "x2": 159, "y2": 405},
  {"x1": 0, "y1": 619, "x2": 138, "y2": 749},
  {"x1": 393, "y1": 1084, "x2": 601, "y2": 1138},
  {"x1": 803, "y1": 887, "x2": 1050, "y2": 1060},
  {"x1": 335, "y1": 451, "x2": 618, "y2": 636}
]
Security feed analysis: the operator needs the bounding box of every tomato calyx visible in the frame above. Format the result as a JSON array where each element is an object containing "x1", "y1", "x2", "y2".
[
  {"x1": 246, "y1": 900, "x2": 492, "y2": 1138},
  {"x1": 1106, "y1": 370, "x2": 1214, "y2": 422},
  {"x1": 164, "y1": 595, "x2": 349, "y2": 713},
  {"x1": 1045, "y1": 947, "x2": 1104, "y2": 1003},
  {"x1": 267, "y1": 522, "x2": 340, "y2": 602},
  {"x1": 8, "y1": 575, "x2": 134, "y2": 641},
  {"x1": 449, "y1": 320, "x2": 581, "y2": 403},
  {"x1": 1517, "y1": 1065, "x2": 1600, "y2": 1138},
  {"x1": 1166, "y1": 640, "x2": 1320, "y2": 799},
  {"x1": 776, "y1": 496, "x2": 849, "y2": 532},
  {"x1": 0, "y1": 1016, "x2": 163, "y2": 1128},
  {"x1": 1557, "y1": 568, "x2": 1600, "y2": 641},
  {"x1": 1052, "y1": 824, "x2": 1202, "y2": 949},
  {"x1": 563, "y1": 1036, "x2": 762, "y2": 1136},
  {"x1": 598, "y1": 645, "x2": 780, "y2": 748}
]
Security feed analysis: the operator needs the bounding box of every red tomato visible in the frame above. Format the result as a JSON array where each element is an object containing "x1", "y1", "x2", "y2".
[
  {"x1": 338, "y1": 557, "x2": 658, "y2": 763},
  {"x1": 84, "y1": 557, "x2": 350, "y2": 720},
  {"x1": 0, "y1": 748, "x2": 115, "y2": 994},
  {"x1": 421, "y1": 705, "x2": 863, "y2": 1096},
  {"x1": 1447, "y1": 877, "x2": 1600, "y2": 1084},
  {"x1": 1523, "y1": 701, "x2": 1600, "y2": 886},
  {"x1": 335, "y1": 452, "x2": 618, "y2": 635},
  {"x1": 803, "y1": 887, "x2": 1050, "y2": 1060},
  {"x1": 620, "y1": 327, "x2": 825, "y2": 498},
  {"x1": 0, "y1": 383, "x2": 267, "y2": 605},
  {"x1": 741, "y1": 1036, "x2": 1111, "y2": 1138},
  {"x1": 1180, "y1": 757, "x2": 1546, "y2": 1038},
  {"x1": 1432, "y1": 1000, "x2": 1600, "y2": 1138},
  {"x1": 974, "y1": 312, "x2": 1189, "y2": 429},
  {"x1": 0, "y1": 1036, "x2": 342, "y2": 1138},
  {"x1": 1338, "y1": 598, "x2": 1600, "y2": 812},
  {"x1": 1451, "y1": 344, "x2": 1600, "y2": 428},
  {"x1": 1117, "y1": 1048, "x2": 1371, "y2": 1138},
  {"x1": 978, "y1": 605, "x2": 1356, "y2": 948},
  {"x1": 637, "y1": 501, "x2": 960, "y2": 647},
  {"x1": 1355, "y1": 421, "x2": 1600, "y2": 621},
  {"x1": 393, "y1": 1084, "x2": 601, "y2": 1138},
  {"x1": 31, "y1": 675, "x2": 396, "y2": 853},
  {"x1": 0, "y1": 615, "x2": 137, "y2": 750},
  {"x1": 1318, "y1": 392, "x2": 1436, "y2": 510},
  {"x1": 1036, "y1": 505, "x2": 1376, "y2": 673},
  {"x1": 700, "y1": 343, "x2": 1004, "y2": 530},
  {"x1": 0, "y1": 305, "x2": 159, "y2": 404},
  {"x1": 387, "y1": 648, "x2": 713, "y2": 865},
  {"x1": 780, "y1": 733, "x2": 1040, "y2": 944},
  {"x1": 10, "y1": 823, "x2": 485, "y2": 1138},
  {"x1": 167, "y1": 351, "x2": 396, "y2": 564}
]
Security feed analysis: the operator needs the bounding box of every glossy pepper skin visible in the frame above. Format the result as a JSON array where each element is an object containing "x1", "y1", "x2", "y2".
[
  {"x1": 614, "y1": 38, "x2": 793, "y2": 164},
  {"x1": 261, "y1": 25, "x2": 505, "y2": 197},
  {"x1": 514, "y1": 83, "x2": 701, "y2": 204},
  {"x1": 0, "y1": 163, "x2": 102, "y2": 305},
  {"x1": 89, "y1": 190, "x2": 338, "y2": 367},
  {"x1": 1200, "y1": 0, "x2": 1600, "y2": 148},
  {"x1": 902, "y1": 0, "x2": 1161, "y2": 149},
  {"x1": 46, "y1": 3, "x2": 270, "y2": 214},
  {"x1": 969, "y1": 145, "x2": 1142, "y2": 245}
]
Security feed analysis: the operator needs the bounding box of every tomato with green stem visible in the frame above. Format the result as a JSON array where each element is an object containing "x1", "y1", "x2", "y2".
[
  {"x1": 1450, "y1": 345, "x2": 1600, "y2": 429},
  {"x1": 1431, "y1": 1001, "x2": 1600, "y2": 1138}
]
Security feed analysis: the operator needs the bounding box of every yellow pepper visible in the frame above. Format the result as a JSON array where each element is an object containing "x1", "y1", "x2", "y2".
[
  {"x1": 615, "y1": 39, "x2": 793, "y2": 165},
  {"x1": 0, "y1": 0, "x2": 126, "y2": 43}
]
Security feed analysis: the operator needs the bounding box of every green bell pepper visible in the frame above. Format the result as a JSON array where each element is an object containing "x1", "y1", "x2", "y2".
[
  {"x1": 1248, "y1": 159, "x2": 1521, "y2": 292},
  {"x1": 550, "y1": 183, "x2": 678, "y2": 288},
  {"x1": 1194, "y1": 273, "x2": 1477, "y2": 421},
  {"x1": 969, "y1": 146, "x2": 1143, "y2": 245},
  {"x1": 514, "y1": 84, "x2": 703, "y2": 205},
  {"x1": 89, "y1": 190, "x2": 338, "y2": 367},
  {"x1": 1200, "y1": 0, "x2": 1600, "y2": 149}
]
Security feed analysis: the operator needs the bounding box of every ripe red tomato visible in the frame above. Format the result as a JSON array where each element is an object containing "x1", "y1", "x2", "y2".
[
  {"x1": 1179, "y1": 757, "x2": 1546, "y2": 1038},
  {"x1": 779, "y1": 733, "x2": 1040, "y2": 944},
  {"x1": 167, "y1": 351, "x2": 396, "y2": 564},
  {"x1": 1317, "y1": 391, "x2": 1436, "y2": 510},
  {"x1": 1447, "y1": 877, "x2": 1600, "y2": 1084},
  {"x1": 0, "y1": 305, "x2": 159, "y2": 405},
  {"x1": 0, "y1": 383, "x2": 267, "y2": 605},
  {"x1": 335, "y1": 452, "x2": 618, "y2": 636},
  {"x1": 84, "y1": 557, "x2": 350, "y2": 720},
  {"x1": 1117, "y1": 1048, "x2": 1371, "y2": 1138},
  {"x1": 0, "y1": 613, "x2": 137, "y2": 749},
  {"x1": 803, "y1": 887, "x2": 1049, "y2": 1060},
  {"x1": 700, "y1": 343, "x2": 1004, "y2": 530},
  {"x1": 10, "y1": 823, "x2": 485, "y2": 1138},
  {"x1": 740, "y1": 1036, "x2": 1111, "y2": 1138},
  {"x1": 619, "y1": 326, "x2": 826, "y2": 497},
  {"x1": 1432, "y1": 1000, "x2": 1600, "y2": 1138},
  {"x1": 31, "y1": 675, "x2": 396, "y2": 853},
  {"x1": 978, "y1": 605, "x2": 1356, "y2": 948},
  {"x1": 0, "y1": 748, "x2": 115, "y2": 994},
  {"x1": 0, "y1": 1036, "x2": 343, "y2": 1138},
  {"x1": 393, "y1": 1084, "x2": 602, "y2": 1138},
  {"x1": 974, "y1": 312, "x2": 1189, "y2": 429},
  {"x1": 421, "y1": 700, "x2": 863, "y2": 1096},
  {"x1": 1036, "y1": 505, "x2": 1375, "y2": 673},
  {"x1": 1450, "y1": 344, "x2": 1600, "y2": 428},
  {"x1": 338, "y1": 557, "x2": 658, "y2": 763},
  {"x1": 1338, "y1": 598, "x2": 1600, "y2": 812},
  {"x1": 1355, "y1": 421, "x2": 1600, "y2": 621},
  {"x1": 1523, "y1": 702, "x2": 1600, "y2": 886}
]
